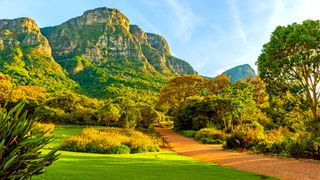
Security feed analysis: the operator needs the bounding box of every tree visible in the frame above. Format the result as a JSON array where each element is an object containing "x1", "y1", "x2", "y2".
[
  {"x1": 0, "y1": 102, "x2": 59, "y2": 179},
  {"x1": 139, "y1": 106, "x2": 162, "y2": 128},
  {"x1": 158, "y1": 75, "x2": 230, "y2": 110},
  {"x1": 11, "y1": 86, "x2": 46, "y2": 101},
  {"x1": 215, "y1": 81, "x2": 257, "y2": 131},
  {"x1": 257, "y1": 20, "x2": 320, "y2": 121},
  {"x1": 97, "y1": 103, "x2": 120, "y2": 125},
  {"x1": 0, "y1": 73, "x2": 13, "y2": 101},
  {"x1": 210, "y1": 75, "x2": 231, "y2": 94},
  {"x1": 246, "y1": 77, "x2": 269, "y2": 109},
  {"x1": 174, "y1": 96, "x2": 215, "y2": 130}
]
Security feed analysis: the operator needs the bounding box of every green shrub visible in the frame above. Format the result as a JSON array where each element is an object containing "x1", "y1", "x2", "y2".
[
  {"x1": 252, "y1": 133, "x2": 318, "y2": 158},
  {"x1": 199, "y1": 137, "x2": 223, "y2": 144},
  {"x1": 269, "y1": 142, "x2": 287, "y2": 155},
  {"x1": 288, "y1": 142, "x2": 306, "y2": 157},
  {"x1": 159, "y1": 121, "x2": 174, "y2": 128},
  {"x1": 254, "y1": 141, "x2": 270, "y2": 153},
  {"x1": 61, "y1": 127, "x2": 159, "y2": 154},
  {"x1": 180, "y1": 130, "x2": 197, "y2": 138},
  {"x1": 106, "y1": 145, "x2": 131, "y2": 154},
  {"x1": 224, "y1": 124, "x2": 265, "y2": 150},
  {"x1": 225, "y1": 133, "x2": 246, "y2": 149},
  {"x1": 195, "y1": 128, "x2": 226, "y2": 141}
]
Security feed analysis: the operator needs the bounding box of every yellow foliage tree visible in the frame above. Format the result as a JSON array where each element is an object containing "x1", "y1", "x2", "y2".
[
  {"x1": 158, "y1": 74, "x2": 231, "y2": 109},
  {"x1": 12, "y1": 86, "x2": 46, "y2": 101},
  {"x1": 0, "y1": 73, "x2": 13, "y2": 100}
]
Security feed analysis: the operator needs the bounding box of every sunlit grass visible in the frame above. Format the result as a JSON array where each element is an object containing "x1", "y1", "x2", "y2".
[
  {"x1": 35, "y1": 125, "x2": 276, "y2": 180},
  {"x1": 46, "y1": 125, "x2": 85, "y2": 148},
  {"x1": 35, "y1": 150, "x2": 275, "y2": 180}
]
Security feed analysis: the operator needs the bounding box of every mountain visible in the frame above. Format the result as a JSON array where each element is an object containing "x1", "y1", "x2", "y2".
[
  {"x1": 0, "y1": 17, "x2": 76, "y2": 91},
  {"x1": 41, "y1": 7, "x2": 196, "y2": 97},
  {"x1": 0, "y1": 7, "x2": 196, "y2": 98},
  {"x1": 222, "y1": 64, "x2": 256, "y2": 83}
]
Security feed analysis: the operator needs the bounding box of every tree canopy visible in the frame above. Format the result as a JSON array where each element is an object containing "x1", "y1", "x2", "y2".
[{"x1": 257, "y1": 20, "x2": 320, "y2": 121}]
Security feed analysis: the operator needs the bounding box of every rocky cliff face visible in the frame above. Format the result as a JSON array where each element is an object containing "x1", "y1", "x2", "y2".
[
  {"x1": 0, "y1": 18, "x2": 51, "y2": 56},
  {"x1": 41, "y1": 8, "x2": 142, "y2": 62},
  {"x1": 42, "y1": 7, "x2": 196, "y2": 76},
  {"x1": 146, "y1": 33, "x2": 171, "y2": 55},
  {"x1": 0, "y1": 18, "x2": 76, "y2": 90},
  {"x1": 129, "y1": 25, "x2": 196, "y2": 75}
]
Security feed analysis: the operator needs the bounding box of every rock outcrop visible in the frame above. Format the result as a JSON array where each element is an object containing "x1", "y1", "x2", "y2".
[
  {"x1": 0, "y1": 18, "x2": 76, "y2": 89},
  {"x1": 0, "y1": 18, "x2": 51, "y2": 56},
  {"x1": 41, "y1": 7, "x2": 196, "y2": 76}
]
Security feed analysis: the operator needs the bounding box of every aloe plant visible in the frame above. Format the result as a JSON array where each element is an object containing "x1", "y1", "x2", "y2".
[{"x1": 0, "y1": 102, "x2": 59, "y2": 179}]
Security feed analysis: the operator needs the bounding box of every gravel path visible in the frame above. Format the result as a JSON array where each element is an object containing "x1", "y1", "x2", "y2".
[{"x1": 155, "y1": 128, "x2": 320, "y2": 180}]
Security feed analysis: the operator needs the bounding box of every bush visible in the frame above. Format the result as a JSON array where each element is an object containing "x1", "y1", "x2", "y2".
[
  {"x1": 288, "y1": 142, "x2": 305, "y2": 157},
  {"x1": 106, "y1": 145, "x2": 131, "y2": 154},
  {"x1": 180, "y1": 130, "x2": 197, "y2": 138},
  {"x1": 251, "y1": 130, "x2": 318, "y2": 158},
  {"x1": 159, "y1": 121, "x2": 174, "y2": 128},
  {"x1": 195, "y1": 128, "x2": 226, "y2": 141},
  {"x1": 199, "y1": 137, "x2": 223, "y2": 144},
  {"x1": 225, "y1": 133, "x2": 246, "y2": 149},
  {"x1": 224, "y1": 124, "x2": 265, "y2": 150},
  {"x1": 269, "y1": 141, "x2": 287, "y2": 155},
  {"x1": 61, "y1": 127, "x2": 159, "y2": 154}
]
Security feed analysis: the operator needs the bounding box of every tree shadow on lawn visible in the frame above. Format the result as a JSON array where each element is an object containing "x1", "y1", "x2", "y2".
[{"x1": 35, "y1": 151, "x2": 276, "y2": 180}]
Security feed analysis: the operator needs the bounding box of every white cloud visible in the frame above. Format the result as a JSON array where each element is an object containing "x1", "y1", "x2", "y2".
[
  {"x1": 228, "y1": 0, "x2": 248, "y2": 45},
  {"x1": 163, "y1": 0, "x2": 200, "y2": 42},
  {"x1": 209, "y1": 0, "x2": 320, "y2": 77},
  {"x1": 267, "y1": 0, "x2": 320, "y2": 36}
]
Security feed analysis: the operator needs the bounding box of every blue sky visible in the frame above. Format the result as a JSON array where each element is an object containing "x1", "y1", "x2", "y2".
[{"x1": 0, "y1": 0, "x2": 319, "y2": 77}]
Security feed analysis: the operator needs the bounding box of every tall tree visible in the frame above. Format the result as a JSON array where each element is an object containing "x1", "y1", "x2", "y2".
[{"x1": 257, "y1": 20, "x2": 320, "y2": 121}]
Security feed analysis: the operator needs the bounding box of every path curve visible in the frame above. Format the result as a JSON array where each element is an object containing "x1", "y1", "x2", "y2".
[{"x1": 155, "y1": 128, "x2": 320, "y2": 180}]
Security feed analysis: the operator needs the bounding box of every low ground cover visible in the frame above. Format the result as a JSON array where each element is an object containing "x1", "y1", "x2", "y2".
[{"x1": 61, "y1": 127, "x2": 160, "y2": 154}]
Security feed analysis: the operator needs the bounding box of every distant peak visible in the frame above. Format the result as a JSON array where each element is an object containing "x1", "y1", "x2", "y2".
[{"x1": 222, "y1": 64, "x2": 256, "y2": 83}]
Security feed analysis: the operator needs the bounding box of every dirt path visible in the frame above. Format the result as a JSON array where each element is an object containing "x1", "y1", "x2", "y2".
[{"x1": 155, "y1": 128, "x2": 320, "y2": 180}]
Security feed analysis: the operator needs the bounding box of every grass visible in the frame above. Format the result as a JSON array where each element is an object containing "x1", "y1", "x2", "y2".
[
  {"x1": 35, "y1": 151, "x2": 274, "y2": 180},
  {"x1": 46, "y1": 125, "x2": 85, "y2": 148},
  {"x1": 35, "y1": 125, "x2": 276, "y2": 180}
]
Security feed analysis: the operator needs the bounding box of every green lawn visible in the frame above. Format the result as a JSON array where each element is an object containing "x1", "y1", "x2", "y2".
[
  {"x1": 46, "y1": 125, "x2": 85, "y2": 148},
  {"x1": 35, "y1": 125, "x2": 275, "y2": 180}
]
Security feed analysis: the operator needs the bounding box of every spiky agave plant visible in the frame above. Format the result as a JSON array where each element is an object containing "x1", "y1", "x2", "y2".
[{"x1": 0, "y1": 102, "x2": 59, "y2": 179}]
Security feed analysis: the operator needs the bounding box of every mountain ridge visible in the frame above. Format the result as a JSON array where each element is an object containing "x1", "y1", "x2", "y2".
[{"x1": 0, "y1": 7, "x2": 196, "y2": 98}]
